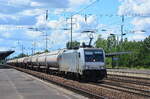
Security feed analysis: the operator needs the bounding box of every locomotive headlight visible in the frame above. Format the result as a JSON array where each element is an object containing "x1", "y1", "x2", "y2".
[
  {"x1": 85, "y1": 65, "x2": 90, "y2": 69},
  {"x1": 86, "y1": 65, "x2": 89, "y2": 69},
  {"x1": 100, "y1": 66, "x2": 104, "y2": 69}
]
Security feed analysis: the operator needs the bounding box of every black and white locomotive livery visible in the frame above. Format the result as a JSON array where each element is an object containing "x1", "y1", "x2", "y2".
[{"x1": 7, "y1": 47, "x2": 107, "y2": 81}]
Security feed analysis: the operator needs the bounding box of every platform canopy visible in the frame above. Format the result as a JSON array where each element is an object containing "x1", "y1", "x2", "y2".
[{"x1": 0, "y1": 51, "x2": 14, "y2": 60}]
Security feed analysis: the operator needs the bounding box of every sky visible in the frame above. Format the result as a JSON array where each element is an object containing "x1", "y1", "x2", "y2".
[{"x1": 0, "y1": 0, "x2": 149, "y2": 57}]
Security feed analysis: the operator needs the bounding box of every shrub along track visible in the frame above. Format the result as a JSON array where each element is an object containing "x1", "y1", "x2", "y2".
[{"x1": 9, "y1": 65, "x2": 150, "y2": 99}]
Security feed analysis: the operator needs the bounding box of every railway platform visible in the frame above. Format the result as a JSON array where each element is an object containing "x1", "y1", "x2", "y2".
[
  {"x1": 107, "y1": 68, "x2": 150, "y2": 78},
  {"x1": 108, "y1": 68, "x2": 150, "y2": 74},
  {"x1": 0, "y1": 65, "x2": 86, "y2": 99}
]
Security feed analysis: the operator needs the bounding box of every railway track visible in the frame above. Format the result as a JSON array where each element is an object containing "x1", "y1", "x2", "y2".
[
  {"x1": 91, "y1": 74, "x2": 150, "y2": 98},
  {"x1": 95, "y1": 80, "x2": 150, "y2": 97},
  {"x1": 9, "y1": 65, "x2": 150, "y2": 99},
  {"x1": 107, "y1": 74, "x2": 150, "y2": 86}
]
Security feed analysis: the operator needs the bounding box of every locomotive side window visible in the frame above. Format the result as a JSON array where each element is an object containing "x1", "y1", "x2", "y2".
[{"x1": 84, "y1": 50, "x2": 104, "y2": 62}]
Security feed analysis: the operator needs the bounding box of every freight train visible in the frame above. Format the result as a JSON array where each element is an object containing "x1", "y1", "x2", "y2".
[{"x1": 7, "y1": 47, "x2": 107, "y2": 81}]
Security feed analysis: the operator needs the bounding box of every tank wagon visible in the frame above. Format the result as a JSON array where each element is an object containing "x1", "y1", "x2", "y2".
[{"x1": 7, "y1": 47, "x2": 107, "y2": 81}]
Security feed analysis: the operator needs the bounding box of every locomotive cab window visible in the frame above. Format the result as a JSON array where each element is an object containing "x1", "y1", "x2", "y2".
[{"x1": 84, "y1": 50, "x2": 104, "y2": 62}]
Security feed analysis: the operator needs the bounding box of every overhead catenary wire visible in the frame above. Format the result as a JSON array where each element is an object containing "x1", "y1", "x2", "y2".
[{"x1": 71, "y1": 0, "x2": 100, "y2": 16}]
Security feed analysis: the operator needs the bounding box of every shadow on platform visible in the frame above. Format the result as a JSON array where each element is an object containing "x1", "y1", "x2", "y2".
[{"x1": 0, "y1": 65, "x2": 11, "y2": 69}]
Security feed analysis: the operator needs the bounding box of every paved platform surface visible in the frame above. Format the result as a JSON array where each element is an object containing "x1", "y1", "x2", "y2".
[{"x1": 0, "y1": 67, "x2": 86, "y2": 99}]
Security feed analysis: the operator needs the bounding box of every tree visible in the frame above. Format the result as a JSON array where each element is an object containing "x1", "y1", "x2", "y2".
[
  {"x1": 138, "y1": 36, "x2": 150, "y2": 67},
  {"x1": 44, "y1": 49, "x2": 49, "y2": 53},
  {"x1": 66, "y1": 41, "x2": 80, "y2": 49},
  {"x1": 107, "y1": 35, "x2": 117, "y2": 52},
  {"x1": 95, "y1": 34, "x2": 150, "y2": 69},
  {"x1": 95, "y1": 35, "x2": 108, "y2": 52},
  {"x1": 34, "y1": 52, "x2": 44, "y2": 55},
  {"x1": 14, "y1": 53, "x2": 28, "y2": 58}
]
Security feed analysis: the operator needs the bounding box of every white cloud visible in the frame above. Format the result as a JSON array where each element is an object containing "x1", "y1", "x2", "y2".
[
  {"x1": 72, "y1": 14, "x2": 98, "y2": 32},
  {"x1": 25, "y1": 31, "x2": 42, "y2": 38},
  {"x1": 48, "y1": 30, "x2": 68, "y2": 49},
  {"x1": 2, "y1": 32, "x2": 12, "y2": 38},
  {"x1": 30, "y1": 1, "x2": 43, "y2": 7},
  {"x1": 0, "y1": 0, "x2": 102, "y2": 53},
  {"x1": 131, "y1": 17, "x2": 150, "y2": 29},
  {"x1": 0, "y1": 0, "x2": 71, "y2": 24},
  {"x1": 0, "y1": 13, "x2": 18, "y2": 21},
  {"x1": 69, "y1": 0, "x2": 90, "y2": 7},
  {"x1": 42, "y1": 14, "x2": 99, "y2": 49},
  {"x1": 118, "y1": 0, "x2": 150, "y2": 40},
  {"x1": 0, "y1": 25, "x2": 31, "y2": 30},
  {"x1": 132, "y1": 18, "x2": 150, "y2": 26},
  {"x1": 35, "y1": 14, "x2": 65, "y2": 30},
  {"x1": 53, "y1": 9, "x2": 65, "y2": 15},
  {"x1": 129, "y1": 34, "x2": 147, "y2": 41},
  {"x1": 7, "y1": 0, "x2": 31, "y2": 6},
  {"x1": 73, "y1": 33, "x2": 89, "y2": 43},
  {"x1": 47, "y1": 20, "x2": 61, "y2": 29},
  {"x1": 118, "y1": 0, "x2": 150, "y2": 15},
  {"x1": 35, "y1": 14, "x2": 47, "y2": 27},
  {"x1": 20, "y1": 9, "x2": 45, "y2": 16},
  {"x1": 0, "y1": 0, "x2": 94, "y2": 25},
  {"x1": 0, "y1": 47, "x2": 9, "y2": 51}
]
